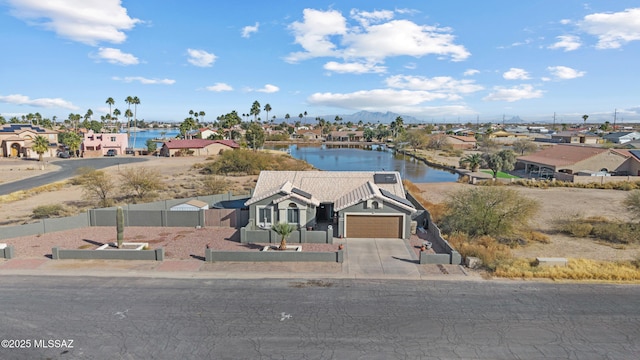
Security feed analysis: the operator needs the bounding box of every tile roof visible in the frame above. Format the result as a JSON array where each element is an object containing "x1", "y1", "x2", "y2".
[
  {"x1": 517, "y1": 145, "x2": 614, "y2": 167},
  {"x1": 448, "y1": 135, "x2": 477, "y2": 142},
  {"x1": 246, "y1": 171, "x2": 414, "y2": 212}
]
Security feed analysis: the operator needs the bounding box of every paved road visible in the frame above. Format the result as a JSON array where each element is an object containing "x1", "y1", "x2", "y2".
[
  {"x1": 1, "y1": 276, "x2": 639, "y2": 359},
  {"x1": 0, "y1": 157, "x2": 148, "y2": 195}
]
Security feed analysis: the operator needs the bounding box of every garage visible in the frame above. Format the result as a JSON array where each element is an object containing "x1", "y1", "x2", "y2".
[{"x1": 346, "y1": 215, "x2": 403, "y2": 238}]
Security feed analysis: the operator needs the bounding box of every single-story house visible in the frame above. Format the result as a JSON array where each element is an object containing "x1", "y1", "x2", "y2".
[
  {"x1": 170, "y1": 199, "x2": 209, "y2": 211},
  {"x1": 326, "y1": 131, "x2": 365, "y2": 142},
  {"x1": 0, "y1": 124, "x2": 58, "y2": 158},
  {"x1": 516, "y1": 144, "x2": 632, "y2": 176},
  {"x1": 447, "y1": 135, "x2": 477, "y2": 149},
  {"x1": 244, "y1": 171, "x2": 417, "y2": 239},
  {"x1": 551, "y1": 131, "x2": 599, "y2": 144},
  {"x1": 603, "y1": 131, "x2": 640, "y2": 144},
  {"x1": 159, "y1": 139, "x2": 239, "y2": 157},
  {"x1": 81, "y1": 130, "x2": 128, "y2": 157}
]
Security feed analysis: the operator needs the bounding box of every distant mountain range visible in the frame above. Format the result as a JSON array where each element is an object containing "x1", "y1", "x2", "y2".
[{"x1": 320, "y1": 111, "x2": 421, "y2": 124}]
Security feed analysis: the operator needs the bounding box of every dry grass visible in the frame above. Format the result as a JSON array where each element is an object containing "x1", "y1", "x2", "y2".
[
  {"x1": 0, "y1": 181, "x2": 68, "y2": 204},
  {"x1": 495, "y1": 258, "x2": 640, "y2": 282},
  {"x1": 403, "y1": 179, "x2": 448, "y2": 222}
]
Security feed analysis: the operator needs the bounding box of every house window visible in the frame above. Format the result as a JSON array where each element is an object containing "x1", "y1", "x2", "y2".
[
  {"x1": 371, "y1": 201, "x2": 380, "y2": 209},
  {"x1": 287, "y1": 203, "x2": 299, "y2": 224},
  {"x1": 258, "y1": 207, "x2": 272, "y2": 226},
  {"x1": 110, "y1": 136, "x2": 117, "y2": 142}
]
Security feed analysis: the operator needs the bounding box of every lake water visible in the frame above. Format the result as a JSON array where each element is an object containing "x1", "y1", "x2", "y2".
[
  {"x1": 266, "y1": 144, "x2": 458, "y2": 183},
  {"x1": 122, "y1": 128, "x2": 181, "y2": 148}
]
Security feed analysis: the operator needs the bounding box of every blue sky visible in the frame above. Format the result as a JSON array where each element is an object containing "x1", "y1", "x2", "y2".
[{"x1": 1, "y1": 0, "x2": 640, "y2": 124}]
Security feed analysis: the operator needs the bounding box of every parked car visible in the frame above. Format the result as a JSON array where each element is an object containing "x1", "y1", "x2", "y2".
[
  {"x1": 105, "y1": 149, "x2": 117, "y2": 156},
  {"x1": 57, "y1": 151, "x2": 70, "y2": 158}
]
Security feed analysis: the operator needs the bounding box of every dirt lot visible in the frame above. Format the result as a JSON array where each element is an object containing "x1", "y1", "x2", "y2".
[{"x1": 414, "y1": 182, "x2": 639, "y2": 261}]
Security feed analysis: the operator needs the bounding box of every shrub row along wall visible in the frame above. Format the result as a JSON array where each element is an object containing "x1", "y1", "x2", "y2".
[
  {"x1": 205, "y1": 248, "x2": 343, "y2": 263},
  {"x1": 52, "y1": 247, "x2": 164, "y2": 261}
]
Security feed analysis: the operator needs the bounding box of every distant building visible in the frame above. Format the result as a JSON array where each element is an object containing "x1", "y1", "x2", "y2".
[
  {"x1": 159, "y1": 139, "x2": 239, "y2": 157},
  {"x1": 81, "y1": 130, "x2": 128, "y2": 157},
  {"x1": 603, "y1": 131, "x2": 640, "y2": 144},
  {"x1": 0, "y1": 124, "x2": 58, "y2": 158}
]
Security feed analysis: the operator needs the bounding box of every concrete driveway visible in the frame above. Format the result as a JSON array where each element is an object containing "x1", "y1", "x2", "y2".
[{"x1": 343, "y1": 238, "x2": 421, "y2": 279}]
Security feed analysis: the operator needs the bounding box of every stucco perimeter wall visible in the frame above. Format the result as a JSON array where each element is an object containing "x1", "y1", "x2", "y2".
[
  {"x1": 0, "y1": 214, "x2": 89, "y2": 240},
  {"x1": 0, "y1": 245, "x2": 15, "y2": 259},
  {"x1": 241, "y1": 224, "x2": 332, "y2": 244},
  {"x1": 52, "y1": 247, "x2": 164, "y2": 261},
  {"x1": 205, "y1": 248, "x2": 343, "y2": 263}
]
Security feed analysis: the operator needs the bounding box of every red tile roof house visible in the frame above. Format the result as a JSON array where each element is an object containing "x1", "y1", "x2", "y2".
[
  {"x1": 159, "y1": 139, "x2": 239, "y2": 157},
  {"x1": 243, "y1": 171, "x2": 418, "y2": 242},
  {"x1": 516, "y1": 144, "x2": 637, "y2": 180}
]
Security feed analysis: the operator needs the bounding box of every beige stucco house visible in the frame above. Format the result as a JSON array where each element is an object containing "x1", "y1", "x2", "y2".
[{"x1": 0, "y1": 124, "x2": 58, "y2": 159}]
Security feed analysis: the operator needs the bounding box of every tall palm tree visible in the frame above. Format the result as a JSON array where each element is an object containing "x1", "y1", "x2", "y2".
[
  {"x1": 304, "y1": 111, "x2": 307, "y2": 123},
  {"x1": 113, "y1": 108, "x2": 121, "y2": 133},
  {"x1": 125, "y1": 96, "x2": 134, "y2": 147},
  {"x1": 264, "y1": 103, "x2": 272, "y2": 124},
  {"x1": 106, "y1": 97, "x2": 115, "y2": 131},
  {"x1": 250, "y1": 101, "x2": 261, "y2": 122},
  {"x1": 582, "y1": 114, "x2": 589, "y2": 128},
  {"x1": 132, "y1": 96, "x2": 140, "y2": 148},
  {"x1": 32, "y1": 135, "x2": 49, "y2": 162},
  {"x1": 199, "y1": 111, "x2": 206, "y2": 123}
]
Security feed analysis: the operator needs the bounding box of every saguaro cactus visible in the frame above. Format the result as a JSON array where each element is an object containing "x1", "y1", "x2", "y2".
[{"x1": 116, "y1": 206, "x2": 124, "y2": 248}]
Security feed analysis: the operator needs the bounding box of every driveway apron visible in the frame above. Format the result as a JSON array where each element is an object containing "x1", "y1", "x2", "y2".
[{"x1": 345, "y1": 238, "x2": 421, "y2": 279}]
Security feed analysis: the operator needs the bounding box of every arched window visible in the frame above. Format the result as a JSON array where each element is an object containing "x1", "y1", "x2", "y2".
[{"x1": 371, "y1": 201, "x2": 380, "y2": 209}]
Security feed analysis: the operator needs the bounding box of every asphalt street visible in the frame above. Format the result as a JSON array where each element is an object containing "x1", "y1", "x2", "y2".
[
  {"x1": 1, "y1": 276, "x2": 639, "y2": 359},
  {"x1": 0, "y1": 157, "x2": 148, "y2": 195}
]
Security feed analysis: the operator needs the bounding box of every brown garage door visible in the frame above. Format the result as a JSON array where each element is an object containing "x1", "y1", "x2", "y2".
[{"x1": 346, "y1": 215, "x2": 402, "y2": 238}]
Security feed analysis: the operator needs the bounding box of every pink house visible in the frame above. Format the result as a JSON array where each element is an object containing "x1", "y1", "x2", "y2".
[{"x1": 81, "y1": 130, "x2": 129, "y2": 157}]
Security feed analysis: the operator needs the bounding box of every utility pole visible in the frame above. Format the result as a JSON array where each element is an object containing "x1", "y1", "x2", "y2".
[
  {"x1": 613, "y1": 109, "x2": 617, "y2": 131},
  {"x1": 553, "y1": 112, "x2": 556, "y2": 131}
]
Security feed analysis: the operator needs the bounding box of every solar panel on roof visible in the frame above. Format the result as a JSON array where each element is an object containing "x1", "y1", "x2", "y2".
[
  {"x1": 373, "y1": 173, "x2": 397, "y2": 184},
  {"x1": 291, "y1": 187, "x2": 312, "y2": 199},
  {"x1": 379, "y1": 188, "x2": 414, "y2": 208},
  {"x1": 630, "y1": 150, "x2": 640, "y2": 160}
]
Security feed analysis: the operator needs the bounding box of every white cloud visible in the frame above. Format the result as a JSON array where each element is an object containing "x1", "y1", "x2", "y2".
[
  {"x1": 483, "y1": 85, "x2": 544, "y2": 102},
  {"x1": 112, "y1": 76, "x2": 175, "y2": 85},
  {"x1": 547, "y1": 66, "x2": 585, "y2": 79},
  {"x1": 308, "y1": 89, "x2": 451, "y2": 110},
  {"x1": 286, "y1": 8, "x2": 469, "y2": 65},
  {"x1": 95, "y1": 47, "x2": 139, "y2": 65},
  {"x1": 503, "y1": 68, "x2": 531, "y2": 80},
  {"x1": 323, "y1": 61, "x2": 386, "y2": 74},
  {"x1": 256, "y1": 84, "x2": 280, "y2": 93},
  {"x1": 385, "y1": 75, "x2": 483, "y2": 95},
  {"x1": 187, "y1": 48, "x2": 216, "y2": 67},
  {"x1": 463, "y1": 69, "x2": 480, "y2": 76},
  {"x1": 548, "y1": 35, "x2": 582, "y2": 51},
  {"x1": 580, "y1": 8, "x2": 640, "y2": 49},
  {"x1": 205, "y1": 83, "x2": 233, "y2": 92},
  {"x1": 242, "y1": 22, "x2": 259, "y2": 38},
  {"x1": 0, "y1": 94, "x2": 78, "y2": 110},
  {"x1": 404, "y1": 62, "x2": 417, "y2": 70},
  {"x1": 7, "y1": 0, "x2": 140, "y2": 46}
]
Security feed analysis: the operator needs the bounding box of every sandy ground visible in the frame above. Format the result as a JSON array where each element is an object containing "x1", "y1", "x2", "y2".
[
  {"x1": 414, "y1": 182, "x2": 640, "y2": 261},
  {"x1": 2, "y1": 153, "x2": 639, "y2": 262}
]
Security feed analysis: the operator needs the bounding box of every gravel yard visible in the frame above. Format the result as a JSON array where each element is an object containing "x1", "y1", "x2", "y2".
[{"x1": 6, "y1": 226, "x2": 338, "y2": 260}]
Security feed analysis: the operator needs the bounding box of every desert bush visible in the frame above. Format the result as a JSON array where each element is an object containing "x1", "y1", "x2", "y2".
[
  {"x1": 524, "y1": 231, "x2": 551, "y2": 244},
  {"x1": 120, "y1": 168, "x2": 164, "y2": 200},
  {"x1": 76, "y1": 168, "x2": 115, "y2": 208},
  {"x1": 495, "y1": 258, "x2": 640, "y2": 281},
  {"x1": 201, "y1": 175, "x2": 231, "y2": 195},
  {"x1": 202, "y1": 149, "x2": 312, "y2": 175},
  {"x1": 440, "y1": 186, "x2": 539, "y2": 237},
  {"x1": 32, "y1": 204, "x2": 65, "y2": 219},
  {"x1": 624, "y1": 190, "x2": 640, "y2": 218},
  {"x1": 591, "y1": 222, "x2": 640, "y2": 244},
  {"x1": 447, "y1": 232, "x2": 512, "y2": 271},
  {"x1": 560, "y1": 221, "x2": 593, "y2": 237}
]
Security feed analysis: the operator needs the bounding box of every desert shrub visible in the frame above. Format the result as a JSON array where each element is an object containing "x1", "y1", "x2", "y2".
[
  {"x1": 591, "y1": 222, "x2": 640, "y2": 244},
  {"x1": 623, "y1": 190, "x2": 640, "y2": 218},
  {"x1": 447, "y1": 232, "x2": 512, "y2": 271},
  {"x1": 495, "y1": 258, "x2": 640, "y2": 281},
  {"x1": 440, "y1": 186, "x2": 539, "y2": 237},
  {"x1": 120, "y1": 168, "x2": 164, "y2": 200},
  {"x1": 524, "y1": 231, "x2": 551, "y2": 244},
  {"x1": 201, "y1": 175, "x2": 231, "y2": 195},
  {"x1": 560, "y1": 221, "x2": 593, "y2": 237},
  {"x1": 32, "y1": 204, "x2": 65, "y2": 219},
  {"x1": 201, "y1": 149, "x2": 312, "y2": 175},
  {"x1": 76, "y1": 168, "x2": 115, "y2": 207}
]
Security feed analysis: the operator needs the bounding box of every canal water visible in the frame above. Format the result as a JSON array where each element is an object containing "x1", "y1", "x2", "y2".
[{"x1": 266, "y1": 144, "x2": 458, "y2": 183}]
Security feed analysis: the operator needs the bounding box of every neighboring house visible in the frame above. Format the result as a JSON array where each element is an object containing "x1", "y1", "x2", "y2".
[
  {"x1": 551, "y1": 131, "x2": 599, "y2": 144},
  {"x1": 81, "y1": 130, "x2": 128, "y2": 157},
  {"x1": 170, "y1": 199, "x2": 209, "y2": 211},
  {"x1": 516, "y1": 144, "x2": 632, "y2": 176},
  {"x1": 446, "y1": 135, "x2": 477, "y2": 149},
  {"x1": 611, "y1": 149, "x2": 640, "y2": 176},
  {"x1": 326, "y1": 131, "x2": 365, "y2": 142},
  {"x1": 295, "y1": 128, "x2": 323, "y2": 140},
  {"x1": 244, "y1": 171, "x2": 417, "y2": 239},
  {"x1": 479, "y1": 130, "x2": 530, "y2": 144},
  {"x1": 603, "y1": 131, "x2": 640, "y2": 144},
  {"x1": 0, "y1": 124, "x2": 58, "y2": 158},
  {"x1": 159, "y1": 139, "x2": 239, "y2": 157}
]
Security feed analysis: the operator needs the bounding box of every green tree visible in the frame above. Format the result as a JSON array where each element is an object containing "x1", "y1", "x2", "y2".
[
  {"x1": 582, "y1": 114, "x2": 589, "y2": 127},
  {"x1": 460, "y1": 153, "x2": 482, "y2": 172},
  {"x1": 77, "y1": 168, "x2": 115, "y2": 208},
  {"x1": 245, "y1": 122, "x2": 265, "y2": 150},
  {"x1": 623, "y1": 190, "x2": 640, "y2": 219},
  {"x1": 405, "y1": 130, "x2": 427, "y2": 152},
  {"x1": 132, "y1": 96, "x2": 141, "y2": 146},
  {"x1": 441, "y1": 187, "x2": 540, "y2": 237},
  {"x1": 125, "y1": 96, "x2": 134, "y2": 144},
  {"x1": 264, "y1": 103, "x2": 272, "y2": 124},
  {"x1": 60, "y1": 131, "x2": 82, "y2": 157},
  {"x1": 180, "y1": 117, "x2": 197, "y2": 138},
  {"x1": 512, "y1": 139, "x2": 538, "y2": 155},
  {"x1": 272, "y1": 222, "x2": 297, "y2": 250},
  {"x1": 120, "y1": 167, "x2": 163, "y2": 200},
  {"x1": 32, "y1": 135, "x2": 50, "y2": 162},
  {"x1": 483, "y1": 150, "x2": 516, "y2": 178},
  {"x1": 250, "y1": 100, "x2": 261, "y2": 122},
  {"x1": 146, "y1": 139, "x2": 158, "y2": 153}
]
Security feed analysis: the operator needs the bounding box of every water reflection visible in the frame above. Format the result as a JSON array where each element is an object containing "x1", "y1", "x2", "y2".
[{"x1": 265, "y1": 144, "x2": 458, "y2": 183}]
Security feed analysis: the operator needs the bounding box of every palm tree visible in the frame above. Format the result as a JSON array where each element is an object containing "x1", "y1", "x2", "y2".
[
  {"x1": 106, "y1": 97, "x2": 115, "y2": 131},
  {"x1": 132, "y1": 96, "x2": 140, "y2": 148},
  {"x1": 582, "y1": 114, "x2": 589, "y2": 128},
  {"x1": 264, "y1": 103, "x2": 272, "y2": 124},
  {"x1": 125, "y1": 96, "x2": 134, "y2": 147},
  {"x1": 32, "y1": 135, "x2": 49, "y2": 162},
  {"x1": 272, "y1": 222, "x2": 296, "y2": 250},
  {"x1": 250, "y1": 101, "x2": 261, "y2": 122},
  {"x1": 304, "y1": 111, "x2": 308, "y2": 123},
  {"x1": 460, "y1": 153, "x2": 483, "y2": 172},
  {"x1": 198, "y1": 111, "x2": 206, "y2": 123},
  {"x1": 112, "y1": 108, "x2": 121, "y2": 133}
]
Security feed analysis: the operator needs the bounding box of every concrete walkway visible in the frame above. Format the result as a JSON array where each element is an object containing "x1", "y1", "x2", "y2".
[{"x1": 344, "y1": 238, "x2": 421, "y2": 279}]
